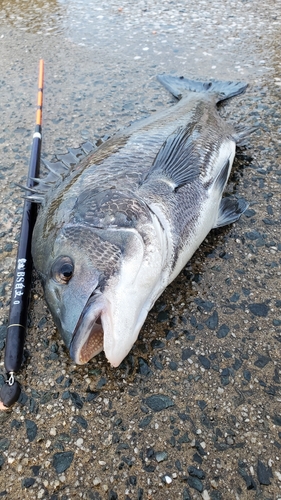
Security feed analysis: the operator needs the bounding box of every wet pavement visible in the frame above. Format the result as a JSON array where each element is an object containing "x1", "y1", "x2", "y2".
[{"x1": 0, "y1": 0, "x2": 281, "y2": 499}]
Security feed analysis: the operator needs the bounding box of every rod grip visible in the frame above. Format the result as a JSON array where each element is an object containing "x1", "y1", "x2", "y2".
[{"x1": 4, "y1": 325, "x2": 26, "y2": 373}]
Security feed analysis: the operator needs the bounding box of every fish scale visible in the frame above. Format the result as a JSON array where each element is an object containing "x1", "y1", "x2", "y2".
[
  {"x1": 31, "y1": 74, "x2": 250, "y2": 367},
  {"x1": 73, "y1": 189, "x2": 150, "y2": 230}
]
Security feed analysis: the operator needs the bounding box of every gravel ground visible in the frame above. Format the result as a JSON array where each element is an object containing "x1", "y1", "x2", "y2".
[{"x1": 0, "y1": 1, "x2": 281, "y2": 499}]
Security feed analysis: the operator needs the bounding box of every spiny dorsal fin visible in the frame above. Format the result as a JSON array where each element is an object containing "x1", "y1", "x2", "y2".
[
  {"x1": 68, "y1": 146, "x2": 88, "y2": 159},
  {"x1": 16, "y1": 183, "x2": 45, "y2": 195},
  {"x1": 23, "y1": 141, "x2": 96, "y2": 204},
  {"x1": 24, "y1": 194, "x2": 44, "y2": 204},
  {"x1": 56, "y1": 151, "x2": 79, "y2": 167},
  {"x1": 43, "y1": 159, "x2": 68, "y2": 176},
  {"x1": 81, "y1": 141, "x2": 96, "y2": 154},
  {"x1": 49, "y1": 142, "x2": 96, "y2": 171}
]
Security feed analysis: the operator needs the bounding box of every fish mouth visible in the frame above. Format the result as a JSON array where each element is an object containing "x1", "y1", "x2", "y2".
[{"x1": 69, "y1": 292, "x2": 105, "y2": 365}]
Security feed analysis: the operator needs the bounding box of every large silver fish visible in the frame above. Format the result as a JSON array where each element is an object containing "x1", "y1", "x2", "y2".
[{"x1": 31, "y1": 75, "x2": 249, "y2": 367}]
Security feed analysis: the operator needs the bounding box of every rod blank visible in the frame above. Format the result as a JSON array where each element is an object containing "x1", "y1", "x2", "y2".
[{"x1": 0, "y1": 60, "x2": 44, "y2": 408}]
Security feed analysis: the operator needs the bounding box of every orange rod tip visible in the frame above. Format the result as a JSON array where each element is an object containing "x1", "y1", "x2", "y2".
[
  {"x1": 38, "y1": 59, "x2": 44, "y2": 90},
  {"x1": 36, "y1": 60, "x2": 44, "y2": 125}
]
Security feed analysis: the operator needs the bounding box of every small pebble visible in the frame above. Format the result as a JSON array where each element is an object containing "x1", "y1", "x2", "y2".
[
  {"x1": 52, "y1": 451, "x2": 74, "y2": 474},
  {"x1": 155, "y1": 451, "x2": 168, "y2": 463},
  {"x1": 248, "y1": 303, "x2": 269, "y2": 317},
  {"x1": 22, "y1": 478, "x2": 35, "y2": 488},
  {"x1": 187, "y1": 476, "x2": 203, "y2": 492},
  {"x1": 202, "y1": 490, "x2": 210, "y2": 500},
  {"x1": 164, "y1": 475, "x2": 172, "y2": 484},
  {"x1": 25, "y1": 420, "x2": 38, "y2": 442},
  {"x1": 144, "y1": 394, "x2": 174, "y2": 412},
  {"x1": 257, "y1": 459, "x2": 272, "y2": 485}
]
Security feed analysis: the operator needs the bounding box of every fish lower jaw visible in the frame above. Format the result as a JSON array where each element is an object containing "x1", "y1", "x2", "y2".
[
  {"x1": 78, "y1": 317, "x2": 104, "y2": 364},
  {"x1": 69, "y1": 295, "x2": 106, "y2": 365}
]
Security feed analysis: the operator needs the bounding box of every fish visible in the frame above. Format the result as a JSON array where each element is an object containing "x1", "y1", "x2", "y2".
[{"x1": 31, "y1": 75, "x2": 250, "y2": 368}]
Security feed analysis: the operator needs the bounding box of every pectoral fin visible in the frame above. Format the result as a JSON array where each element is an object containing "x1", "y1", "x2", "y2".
[{"x1": 142, "y1": 125, "x2": 200, "y2": 190}]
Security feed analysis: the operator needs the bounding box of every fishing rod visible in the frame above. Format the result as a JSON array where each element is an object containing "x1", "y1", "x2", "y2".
[{"x1": 0, "y1": 59, "x2": 44, "y2": 409}]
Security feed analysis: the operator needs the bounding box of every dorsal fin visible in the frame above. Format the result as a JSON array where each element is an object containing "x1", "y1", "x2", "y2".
[
  {"x1": 23, "y1": 141, "x2": 96, "y2": 204},
  {"x1": 43, "y1": 159, "x2": 68, "y2": 176},
  {"x1": 81, "y1": 141, "x2": 96, "y2": 154},
  {"x1": 68, "y1": 146, "x2": 89, "y2": 159},
  {"x1": 56, "y1": 151, "x2": 79, "y2": 167}
]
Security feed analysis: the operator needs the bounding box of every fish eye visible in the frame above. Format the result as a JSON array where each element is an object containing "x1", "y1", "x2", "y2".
[{"x1": 51, "y1": 256, "x2": 74, "y2": 284}]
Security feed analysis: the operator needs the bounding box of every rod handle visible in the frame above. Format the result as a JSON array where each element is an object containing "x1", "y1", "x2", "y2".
[{"x1": 4, "y1": 325, "x2": 26, "y2": 373}]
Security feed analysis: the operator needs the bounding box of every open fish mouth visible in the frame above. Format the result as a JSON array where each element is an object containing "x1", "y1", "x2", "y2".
[{"x1": 69, "y1": 293, "x2": 105, "y2": 364}]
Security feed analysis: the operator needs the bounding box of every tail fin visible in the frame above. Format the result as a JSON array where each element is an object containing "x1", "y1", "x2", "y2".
[{"x1": 157, "y1": 74, "x2": 247, "y2": 104}]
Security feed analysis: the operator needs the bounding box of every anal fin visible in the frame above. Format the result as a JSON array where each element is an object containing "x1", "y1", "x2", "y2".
[{"x1": 214, "y1": 197, "x2": 248, "y2": 228}]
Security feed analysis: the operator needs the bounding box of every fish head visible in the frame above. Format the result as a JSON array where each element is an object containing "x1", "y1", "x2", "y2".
[{"x1": 32, "y1": 220, "x2": 163, "y2": 367}]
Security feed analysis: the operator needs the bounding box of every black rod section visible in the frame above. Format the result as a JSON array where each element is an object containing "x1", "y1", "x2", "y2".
[{"x1": 0, "y1": 59, "x2": 44, "y2": 409}]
